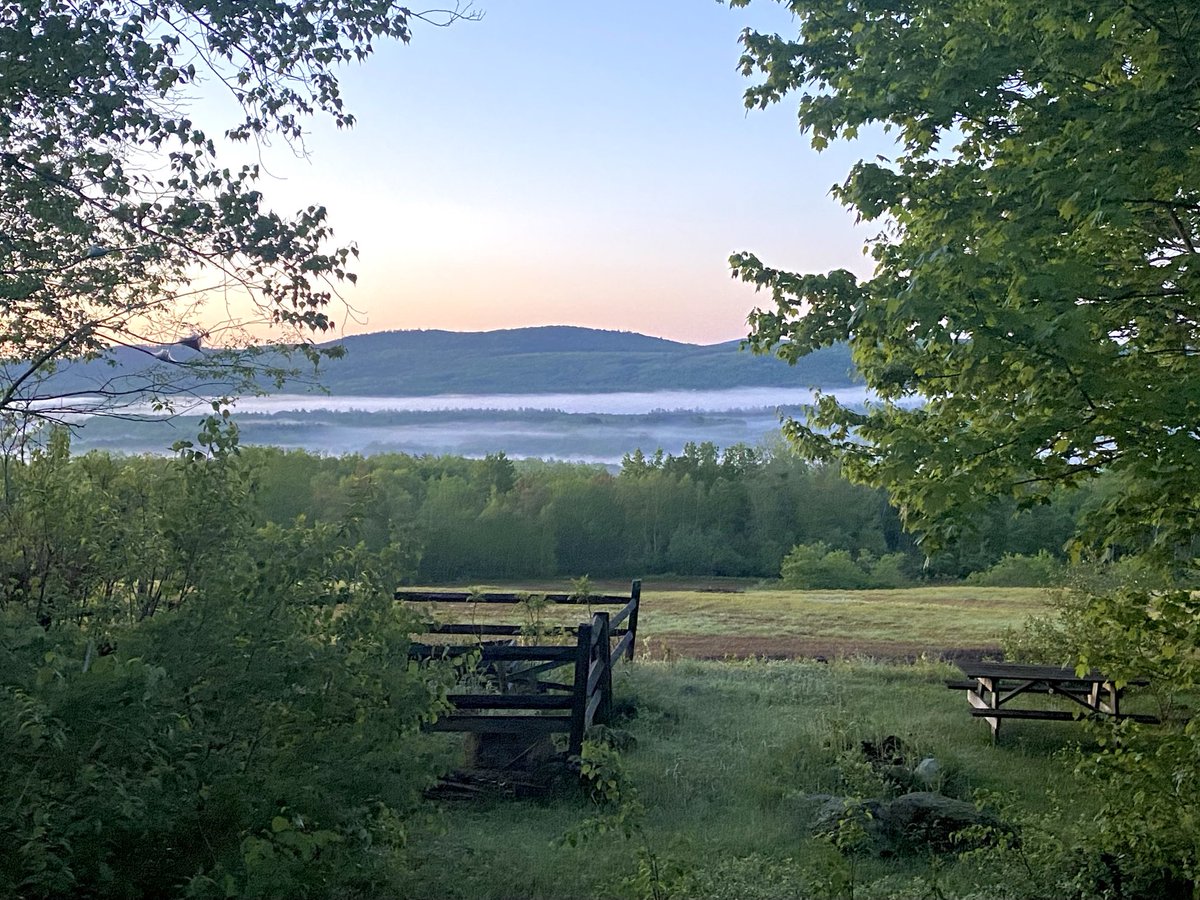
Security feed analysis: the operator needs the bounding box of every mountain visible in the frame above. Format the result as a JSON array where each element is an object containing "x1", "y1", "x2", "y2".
[
  {"x1": 28, "y1": 326, "x2": 859, "y2": 399},
  {"x1": 312, "y1": 326, "x2": 859, "y2": 395}
]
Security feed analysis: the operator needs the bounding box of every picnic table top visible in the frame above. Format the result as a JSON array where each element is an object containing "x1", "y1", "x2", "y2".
[{"x1": 957, "y1": 662, "x2": 1113, "y2": 683}]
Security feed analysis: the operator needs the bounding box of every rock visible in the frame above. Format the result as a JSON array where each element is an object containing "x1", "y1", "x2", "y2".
[
  {"x1": 803, "y1": 791, "x2": 1009, "y2": 856},
  {"x1": 792, "y1": 792, "x2": 838, "y2": 816},
  {"x1": 811, "y1": 796, "x2": 890, "y2": 851},
  {"x1": 914, "y1": 757, "x2": 941, "y2": 785},
  {"x1": 882, "y1": 791, "x2": 1004, "y2": 851}
]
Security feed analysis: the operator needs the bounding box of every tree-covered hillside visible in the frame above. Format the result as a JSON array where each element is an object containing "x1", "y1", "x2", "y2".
[
  {"x1": 35, "y1": 327, "x2": 860, "y2": 400},
  {"x1": 315, "y1": 327, "x2": 859, "y2": 394}
]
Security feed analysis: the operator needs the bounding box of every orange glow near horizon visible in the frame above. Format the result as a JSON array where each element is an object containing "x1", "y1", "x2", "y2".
[{"x1": 184, "y1": 2, "x2": 888, "y2": 349}]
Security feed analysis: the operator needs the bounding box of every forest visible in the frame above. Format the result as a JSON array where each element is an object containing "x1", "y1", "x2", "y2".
[{"x1": 0, "y1": 426, "x2": 1094, "y2": 602}]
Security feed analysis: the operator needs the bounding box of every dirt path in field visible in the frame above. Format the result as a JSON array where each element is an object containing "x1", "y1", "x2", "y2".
[{"x1": 646, "y1": 634, "x2": 1002, "y2": 664}]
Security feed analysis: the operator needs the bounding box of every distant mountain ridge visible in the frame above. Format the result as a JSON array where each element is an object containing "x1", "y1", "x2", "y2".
[
  {"x1": 329, "y1": 326, "x2": 685, "y2": 356},
  {"x1": 34, "y1": 326, "x2": 859, "y2": 399},
  {"x1": 315, "y1": 326, "x2": 859, "y2": 395}
]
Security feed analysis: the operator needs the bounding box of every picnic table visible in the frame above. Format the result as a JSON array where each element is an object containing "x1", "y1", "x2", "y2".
[{"x1": 949, "y1": 662, "x2": 1158, "y2": 740}]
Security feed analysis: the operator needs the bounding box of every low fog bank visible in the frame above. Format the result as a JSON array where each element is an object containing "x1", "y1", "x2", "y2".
[{"x1": 71, "y1": 405, "x2": 796, "y2": 465}]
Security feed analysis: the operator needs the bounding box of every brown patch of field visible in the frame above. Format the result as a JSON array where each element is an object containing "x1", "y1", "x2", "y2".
[{"x1": 644, "y1": 633, "x2": 1003, "y2": 664}]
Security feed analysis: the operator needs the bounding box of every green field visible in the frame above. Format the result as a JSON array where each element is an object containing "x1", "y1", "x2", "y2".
[
  {"x1": 407, "y1": 657, "x2": 1110, "y2": 900},
  {"x1": 638, "y1": 586, "x2": 1050, "y2": 659},
  {"x1": 401, "y1": 585, "x2": 1137, "y2": 900},
  {"x1": 407, "y1": 584, "x2": 1054, "y2": 661}
]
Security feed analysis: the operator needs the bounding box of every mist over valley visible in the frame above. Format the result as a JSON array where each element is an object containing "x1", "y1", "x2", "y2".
[{"x1": 66, "y1": 328, "x2": 863, "y2": 462}]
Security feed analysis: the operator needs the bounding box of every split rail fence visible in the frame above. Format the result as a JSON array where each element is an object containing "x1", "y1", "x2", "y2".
[{"x1": 398, "y1": 580, "x2": 641, "y2": 755}]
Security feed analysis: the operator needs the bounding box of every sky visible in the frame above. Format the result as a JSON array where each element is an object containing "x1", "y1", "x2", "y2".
[{"x1": 217, "y1": 1, "x2": 888, "y2": 346}]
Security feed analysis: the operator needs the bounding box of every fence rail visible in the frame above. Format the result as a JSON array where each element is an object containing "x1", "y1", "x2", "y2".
[{"x1": 399, "y1": 580, "x2": 641, "y2": 755}]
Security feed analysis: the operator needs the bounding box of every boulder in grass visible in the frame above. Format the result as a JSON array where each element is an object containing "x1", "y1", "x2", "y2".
[
  {"x1": 882, "y1": 791, "x2": 1005, "y2": 851},
  {"x1": 915, "y1": 757, "x2": 941, "y2": 786},
  {"x1": 803, "y1": 791, "x2": 1009, "y2": 855},
  {"x1": 811, "y1": 796, "x2": 891, "y2": 852}
]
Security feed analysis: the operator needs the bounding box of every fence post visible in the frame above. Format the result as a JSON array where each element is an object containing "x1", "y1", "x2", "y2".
[
  {"x1": 595, "y1": 611, "x2": 613, "y2": 726},
  {"x1": 626, "y1": 579, "x2": 641, "y2": 660},
  {"x1": 568, "y1": 621, "x2": 593, "y2": 756}
]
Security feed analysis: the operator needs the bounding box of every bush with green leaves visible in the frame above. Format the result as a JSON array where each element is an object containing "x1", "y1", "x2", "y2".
[
  {"x1": 965, "y1": 552, "x2": 1065, "y2": 588},
  {"x1": 781, "y1": 542, "x2": 913, "y2": 589},
  {"x1": 0, "y1": 420, "x2": 455, "y2": 898}
]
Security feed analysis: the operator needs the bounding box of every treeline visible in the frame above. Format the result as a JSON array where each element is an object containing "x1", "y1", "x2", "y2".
[
  {"x1": 242, "y1": 440, "x2": 1084, "y2": 583},
  {"x1": 0, "y1": 432, "x2": 1089, "y2": 595}
]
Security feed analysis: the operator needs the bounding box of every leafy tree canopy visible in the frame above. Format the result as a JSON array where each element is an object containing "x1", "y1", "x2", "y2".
[
  {"x1": 0, "y1": 0, "x2": 469, "y2": 432},
  {"x1": 731, "y1": 0, "x2": 1200, "y2": 570}
]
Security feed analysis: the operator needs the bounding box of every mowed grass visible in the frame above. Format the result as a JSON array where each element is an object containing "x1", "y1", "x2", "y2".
[
  {"x1": 641, "y1": 586, "x2": 1050, "y2": 655},
  {"x1": 406, "y1": 657, "x2": 1104, "y2": 900},
  {"x1": 405, "y1": 584, "x2": 1054, "y2": 659}
]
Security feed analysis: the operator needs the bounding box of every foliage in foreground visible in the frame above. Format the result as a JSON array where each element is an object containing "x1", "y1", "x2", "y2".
[
  {"x1": 0, "y1": 1, "x2": 474, "y2": 426},
  {"x1": 733, "y1": 0, "x2": 1200, "y2": 567},
  {"x1": 1006, "y1": 583, "x2": 1200, "y2": 892},
  {"x1": 731, "y1": 0, "x2": 1200, "y2": 891},
  {"x1": 0, "y1": 419, "x2": 454, "y2": 898}
]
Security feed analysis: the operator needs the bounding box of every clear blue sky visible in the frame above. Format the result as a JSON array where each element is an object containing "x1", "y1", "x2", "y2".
[{"x1": 229, "y1": 1, "x2": 887, "y2": 345}]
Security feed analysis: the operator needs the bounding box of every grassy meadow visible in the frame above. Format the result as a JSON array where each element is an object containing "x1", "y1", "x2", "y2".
[
  {"x1": 406, "y1": 582, "x2": 1054, "y2": 661},
  {"x1": 402, "y1": 584, "x2": 1130, "y2": 900},
  {"x1": 636, "y1": 585, "x2": 1049, "y2": 660}
]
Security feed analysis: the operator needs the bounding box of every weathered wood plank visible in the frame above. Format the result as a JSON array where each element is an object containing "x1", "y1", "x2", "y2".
[
  {"x1": 958, "y1": 662, "x2": 1149, "y2": 686},
  {"x1": 587, "y1": 655, "x2": 606, "y2": 696},
  {"x1": 446, "y1": 693, "x2": 574, "y2": 710},
  {"x1": 966, "y1": 691, "x2": 995, "y2": 711},
  {"x1": 427, "y1": 715, "x2": 573, "y2": 734},
  {"x1": 609, "y1": 597, "x2": 636, "y2": 630},
  {"x1": 424, "y1": 623, "x2": 624, "y2": 639},
  {"x1": 504, "y1": 659, "x2": 574, "y2": 681},
  {"x1": 584, "y1": 688, "x2": 603, "y2": 730},
  {"x1": 594, "y1": 612, "x2": 613, "y2": 725},
  {"x1": 408, "y1": 644, "x2": 575, "y2": 662},
  {"x1": 944, "y1": 679, "x2": 978, "y2": 690},
  {"x1": 568, "y1": 624, "x2": 593, "y2": 756},
  {"x1": 481, "y1": 645, "x2": 576, "y2": 662},
  {"x1": 397, "y1": 590, "x2": 633, "y2": 605},
  {"x1": 625, "y1": 579, "x2": 641, "y2": 660},
  {"x1": 968, "y1": 708, "x2": 1159, "y2": 723},
  {"x1": 611, "y1": 632, "x2": 634, "y2": 667},
  {"x1": 428, "y1": 623, "x2": 577, "y2": 636}
]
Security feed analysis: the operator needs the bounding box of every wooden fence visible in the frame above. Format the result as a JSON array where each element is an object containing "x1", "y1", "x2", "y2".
[{"x1": 398, "y1": 581, "x2": 641, "y2": 756}]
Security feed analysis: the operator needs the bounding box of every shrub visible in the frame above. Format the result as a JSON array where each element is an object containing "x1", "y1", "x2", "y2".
[
  {"x1": 1005, "y1": 582, "x2": 1200, "y2": 894},
  {"x1": 781, "y1": 542, "x2": 869, "y2": 589},
  {"x1": 780, "y1": 543, "x2": 913, "y2": 589},
  {"x1": 861, "y1": 552, "x2": 915, "y2": 589},
  {"x1": 0, "y1": 421, "x2": 455, "y2": 898},
  {"x1": 965, "y1": 551, "x2": 1065, "y2": 587}
]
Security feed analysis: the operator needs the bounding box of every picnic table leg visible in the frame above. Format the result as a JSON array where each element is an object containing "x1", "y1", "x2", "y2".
[
  {"x1": 985, "y1": 678, "x2": 1000, "y2": 741},
  {"x1": 966, "y1": 677, "x2": 1001, "y2": 740}
]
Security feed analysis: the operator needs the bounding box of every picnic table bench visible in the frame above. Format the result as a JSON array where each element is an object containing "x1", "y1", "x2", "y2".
[{"x1": 949, "y1": 662, "x2": 1158, "y2": 740}]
